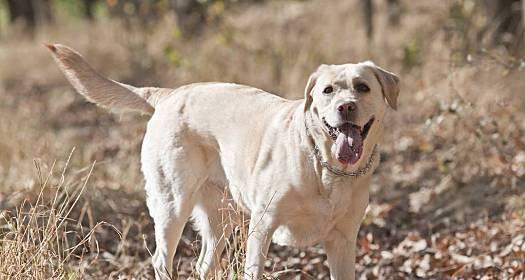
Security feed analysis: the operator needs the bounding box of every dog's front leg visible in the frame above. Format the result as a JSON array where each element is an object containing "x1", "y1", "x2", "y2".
[
  {"x1": 325, "y1": 184, "x2": 369, "y2": 280},
  {"x1": 243, "y1": 212, "x2": 275, "y2": 280},
  {"x1": 324, "y1": 232, "x2": 358, "y2": 280}
]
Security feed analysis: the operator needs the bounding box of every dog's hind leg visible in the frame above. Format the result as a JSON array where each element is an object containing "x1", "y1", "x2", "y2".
[
  {"x1": 192, "y1": 182, "x2": 237, "y2": 279},
  {"x1": 149, "y1": 196, "x2": 194, "y2": 280},
  {"x1": 146, "y1": 174, "x2": 202, "y2": 280},
  {"x1": 143, "y1": 141, "x2": 209, "y2": 279}
]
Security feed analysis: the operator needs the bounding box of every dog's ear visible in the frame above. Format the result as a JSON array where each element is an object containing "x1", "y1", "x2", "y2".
[
  {"x1": 362, "y1": 61, "x2": 400, "y2": 110},
  {"x1": 303, "y1": 65, "x2": 326, "y2": 112}
]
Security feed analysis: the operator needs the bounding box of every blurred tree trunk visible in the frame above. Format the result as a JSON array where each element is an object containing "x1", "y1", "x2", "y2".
[
  {"x1": 387, "y1": 0, "x2": 400, "y2": 26},
  {"x1": 6, "y1": 0, "x2": 36, "y2": 30},
  {"x1": 35, "y1": 0, "x2": 53, "y2": 24},
  {"x1": 361, "y1": 0, "x2": 373, "y2": 40},
  {"x1": 361, "y1": 0, "x2": 400, "y2": 40},
  {"x1": 484, "y1": 0, "x2": 523, "y2": 47},
  {"x1": 522, "y1": 0, "x2": 525, "y2": 29},
  {"x1": 171, "y1": 0, "x2": 206, "y2": 36},
  {"x1": 83, "y1": 0, "x2": 97, "y2": 20}
]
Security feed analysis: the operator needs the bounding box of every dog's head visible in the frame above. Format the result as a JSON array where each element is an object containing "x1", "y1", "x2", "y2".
[{"x1": 304, "y1": 62, "x2": 399, "y2": 165}]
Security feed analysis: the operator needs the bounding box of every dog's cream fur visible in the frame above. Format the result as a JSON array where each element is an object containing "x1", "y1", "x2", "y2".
[{"x1": 47, "y1": 44, "x2": 399, "y2": 280}]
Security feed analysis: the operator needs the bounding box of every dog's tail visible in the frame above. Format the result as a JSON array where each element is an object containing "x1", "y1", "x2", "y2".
[{"x1": 46, "y1": 44, "x2": 173, "y2": 115}]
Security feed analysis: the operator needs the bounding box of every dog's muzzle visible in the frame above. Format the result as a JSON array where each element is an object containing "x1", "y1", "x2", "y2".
[{"x1": 322, "y1": 117, "x2": 375, "y2": 165}]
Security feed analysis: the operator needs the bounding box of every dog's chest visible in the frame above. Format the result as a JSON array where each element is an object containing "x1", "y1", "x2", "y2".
[{"x1": 272, "y1": 176, "x2": 368, "y2": 247}]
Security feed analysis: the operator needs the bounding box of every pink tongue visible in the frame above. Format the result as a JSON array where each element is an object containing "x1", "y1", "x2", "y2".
[{"x1": 333, "y1": 124, "x2": 363, "y2": 165}]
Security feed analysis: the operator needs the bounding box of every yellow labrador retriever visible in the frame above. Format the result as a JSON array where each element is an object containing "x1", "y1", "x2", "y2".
[{"x1": 47, "y1": 44, "x2": 399, "y2": 280}]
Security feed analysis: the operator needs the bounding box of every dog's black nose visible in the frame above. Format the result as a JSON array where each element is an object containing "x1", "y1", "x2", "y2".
[{"x1": 337, "y1": 102, "x2": 356, "y2": 112}]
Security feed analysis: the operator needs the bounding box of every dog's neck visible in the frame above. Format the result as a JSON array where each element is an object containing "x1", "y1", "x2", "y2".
[{"x1": 301, "y1": 109, "x2": 381, "y2": 177}]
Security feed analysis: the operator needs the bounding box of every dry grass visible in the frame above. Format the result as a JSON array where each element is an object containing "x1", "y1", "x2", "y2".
[
  {"x1": 0, "y1": 151, "x2": 104, "y2": 279},
  {"x1": 0, "y1": 0, "x2": 524, "y2": 279}
]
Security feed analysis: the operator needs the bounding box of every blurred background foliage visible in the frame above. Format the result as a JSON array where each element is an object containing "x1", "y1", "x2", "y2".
[
  {"x1": 0, "y1": 0, "x2": 268, "y2": 35},
  {"x1": 0, "y1": 0, "x2": 523, "y2": 71},
  {"x1": 0, "y1": 0, "x2": 523, "y2": 50}
]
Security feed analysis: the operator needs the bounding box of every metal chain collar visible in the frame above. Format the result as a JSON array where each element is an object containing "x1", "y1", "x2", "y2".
[
  {"x1": 312, "y1": 144, "x2": 378, "y2": 177},
  {"x1": 305, "y1": 114, "x2": 379, "y2": 177}
]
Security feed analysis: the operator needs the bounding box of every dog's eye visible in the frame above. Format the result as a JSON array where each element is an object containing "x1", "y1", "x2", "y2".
[
  {"x1": 355, "y1": 83, "x2": 370, "y2": 93},
  {"x1": 322, "y1": 86, "x2": 334, "y2": 94}
]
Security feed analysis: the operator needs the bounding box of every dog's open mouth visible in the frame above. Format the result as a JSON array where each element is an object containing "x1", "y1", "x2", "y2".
[{"x1": 323, "y1": 117, "x2": 375, "y2": 165}]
